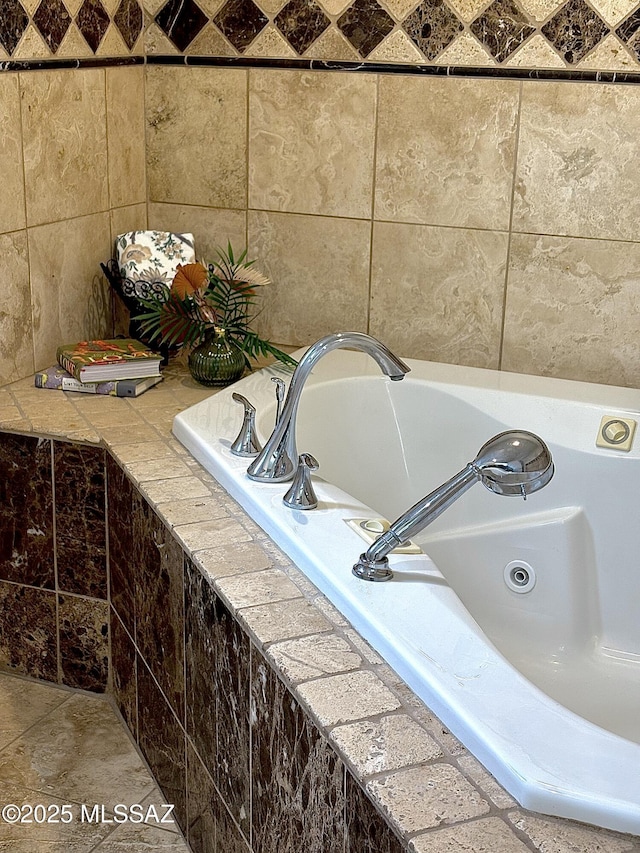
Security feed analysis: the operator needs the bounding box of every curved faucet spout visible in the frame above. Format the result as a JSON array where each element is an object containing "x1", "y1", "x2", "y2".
[
  {"x1": 353, "y1": 430, "x2": 554, "y2": 582},
  {"x1": 246, "y1": 332, "x2": 410, "y2": 483}
]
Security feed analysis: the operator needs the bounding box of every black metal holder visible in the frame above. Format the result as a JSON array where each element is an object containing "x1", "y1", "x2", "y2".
[{"x1": 101, "y1": 259, "x2": 177, "y2": 365}]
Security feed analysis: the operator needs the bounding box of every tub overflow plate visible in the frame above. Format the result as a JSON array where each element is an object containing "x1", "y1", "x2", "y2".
[{"x1": 596, "y1": 416, "x2": 636, "y2": 452}]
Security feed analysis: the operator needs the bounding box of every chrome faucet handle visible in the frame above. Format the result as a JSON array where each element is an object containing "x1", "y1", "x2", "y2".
[
  {"x1": 283, "y1": 453, "x2": 319, "y2": 510},
  {"x1": 271, "y1": 377, "x2": 286, "y2": 425},
  {"x1": 230, "y1": 393, "x2": 263, "y2": 457}
]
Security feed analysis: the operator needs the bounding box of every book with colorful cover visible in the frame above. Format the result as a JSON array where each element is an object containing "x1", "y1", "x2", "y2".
[
  {"x1": 35, "y1": 366, "x2": 164, "y2": 397},
  {"x1": 56, "y1": 339, "x2": 162, "y2": 383}
]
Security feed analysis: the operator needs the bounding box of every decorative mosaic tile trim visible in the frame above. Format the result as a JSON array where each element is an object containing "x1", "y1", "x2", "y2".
[
  {"x1": 2, "y1": 0, "x2": 640, "y2": 76},
  {"x1": 147, "y1": 0, "x2": 640, "y2": 72},
  {"x1": 0, "y1": 0, "x2": 144, "y2": 57}
]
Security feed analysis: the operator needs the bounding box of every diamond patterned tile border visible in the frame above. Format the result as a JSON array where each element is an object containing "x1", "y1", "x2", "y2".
[
  {"x1": 403, "y1": 0, "x2": 464, "y2": 60},
  {"x1": 338, "y1": 0, "x2": 395, "y2": 56},
  {"x1": 470, "y1": 0, "x2": 536, "y2": 62},
  {"x1": 33, "y1": 0, "x2": 71, "y2": 52},
  {"x1": 275, "y1": 0, "x2": 331, "y2": 54},
  {"x1": 213, "y1": 0, "x2": 269, "y2": 51},
  {"x1": 541, "y1": 0, "x2": 609, "y2": 62},
  {"x1": 156, "y1": 0, "x2": 208, "y2": 50},
  {"x1": 76, "y1": 0, "x2": 110, "y2": 51},
  {"x1": 4, "y1": 0, "x2": 640, "y2": 78},
  {"x1": 0, "y1": 0, "x2": 29, "y2": 55}
]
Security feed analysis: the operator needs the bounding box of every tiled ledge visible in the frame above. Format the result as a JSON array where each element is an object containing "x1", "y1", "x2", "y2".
[{"x1": 0, "y1": 364, "x2": 637, "y2": 852}]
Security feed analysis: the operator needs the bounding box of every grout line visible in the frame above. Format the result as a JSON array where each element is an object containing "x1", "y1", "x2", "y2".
[
  {"x1": 366, "y1": 73, "x2": 381, "y2": 336},
  {"x1": 15, "y1": 70, "x2": 37, "y2": 378},
  {"x1": 498, "y1": 79, "x2": 523, "y2": 371},
  {"x1": 50, "y1": 439, "x2": 63, "y2": 686}
]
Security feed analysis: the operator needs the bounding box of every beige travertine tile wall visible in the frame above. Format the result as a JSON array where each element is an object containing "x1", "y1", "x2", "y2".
[
  {"x1": 2, "y1": 61, "x2": 639, "y2": 389},
  {"x1": 146, "y1": 65, "x2": 640, "y2": 388},
  {"x1": 0, "y1": 65, "x2": 146, "y2": 386}
]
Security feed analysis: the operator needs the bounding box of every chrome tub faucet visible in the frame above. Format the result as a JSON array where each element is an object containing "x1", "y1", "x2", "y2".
[{"x1": 246, "y1": 332, "x2": 410, "y2": 483}]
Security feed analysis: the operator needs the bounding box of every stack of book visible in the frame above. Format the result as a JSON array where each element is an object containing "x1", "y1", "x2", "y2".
[{"x1": 35, "y1": 338, "x2": 164, "y2": 398}]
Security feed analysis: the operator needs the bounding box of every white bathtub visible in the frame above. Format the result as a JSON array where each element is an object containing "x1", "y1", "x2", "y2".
[{"x1": 173, "y1": 349, "x2": 640, "y2": 835}]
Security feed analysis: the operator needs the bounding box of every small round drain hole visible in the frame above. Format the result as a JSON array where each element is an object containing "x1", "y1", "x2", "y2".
[{"x1": 504, "y1": 560, "x2": 536, "y2": 594}]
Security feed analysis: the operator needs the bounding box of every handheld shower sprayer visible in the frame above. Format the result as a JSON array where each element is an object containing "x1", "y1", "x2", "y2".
[{"x1": 353, "y1": 430, "x2": 554, "y2": 582}]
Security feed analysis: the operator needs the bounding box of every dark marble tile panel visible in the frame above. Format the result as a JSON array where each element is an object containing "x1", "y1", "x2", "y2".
[
  {"x1": 57, "y1": 533, "x2": 107, "y2": 599},
  {"x1": 137, "y1": 656, "x2": 187, "y2": 835},
  {"x1": 211, "y1": 584, "x2": 250, "y2": 839},
  {"x1": 108, "y1": 453, "x2": 184, "y2": 722},
  {"x1": 33, "y1": 0, "x2": 72, "y2": 53},
  {"x1": 337, "y1": 0, "x2": 394, "y2": 57},
  {"x1": 187, "y1": 743, "x2": 249, "y2": 853},
  {"x1": 275, "y1": 0, "x2": 331, "y2": 55},
  {"x1": 106, "y1": 453, "x2": 138, "y2": 635},
  {"x1": 0, "y1": 0, "x2": 29, "y2": 55},
  {"x1": 251, "y1": 654, "x2": 346, "y2": 853},
  {"x1": 0, "y1": 582, "x2": 57, "y2": 682},
  {"x1": 111, "y1": 608, "x2": 138, "y2": 741},
  {"x1": 185, "y1": 558, "x2": 216, "y2": 772},
  {"x1": 54, "y1": 442, "x2": 107, "y2": 599},
  {"x1": 113, "y1": 0, "x2": 144, "y2": 49},
  {"x1": 76, "y1": 0, "x2": 110, "y2": 52},
  {"x1": 58, "y1": 594, "x2": 109, "y2": 691},
  {"x1": 213, "y1": 0, "x2": 268, "y2": 52},
  {"x1": 215, "y1": 793, "x2": 251, "y2": 853},
  {"x1": 402, "y1": 0, "x2": 463, "y2": 61},
  {"x1": 156, "y1": 0, "x2": 208, "y2": 51},
  {"x1": 541, "y1": 0, "x2": 609, "y2": 63},
  {"x1": 0, "y1": 433, "x2": 54, "y2": 589},
  {"x1": 186, "y1": 744, "x2": 217, "y2": 853},
  {"x1": 185, "y1": 557, "x2": 250, "y2": 840},
  {"x1": 346, "y1": 771, "x2": 407, "y2": 853},
  {"x1": 135, "y1": 502, "x2": 185, "y2": 723},
  {"x1": 470, "y1": 0, "x2": 535, "y2": 62}
]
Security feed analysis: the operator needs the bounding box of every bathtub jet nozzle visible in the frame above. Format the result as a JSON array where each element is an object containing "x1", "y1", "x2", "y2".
[{"x1": 353, "y1": 430, "x2": 554, "y2": 582}]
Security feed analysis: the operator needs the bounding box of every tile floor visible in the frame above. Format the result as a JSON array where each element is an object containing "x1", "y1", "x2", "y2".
[{"x1": 0, "y1": 671, "x2": 190, "y2": 852}]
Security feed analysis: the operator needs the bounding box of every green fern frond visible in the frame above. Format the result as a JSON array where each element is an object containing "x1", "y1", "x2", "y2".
[
  {"x1": 237, "y1": 331, "x2": 298, "y2": 369},
  {"x1": 134, "y1": 294, "x2": 211, "y2": 348}
]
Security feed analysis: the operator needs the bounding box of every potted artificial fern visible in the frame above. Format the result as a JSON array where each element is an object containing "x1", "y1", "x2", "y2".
[{"x1": 134, "y1": 243, "x2": 296, "y2": 385}]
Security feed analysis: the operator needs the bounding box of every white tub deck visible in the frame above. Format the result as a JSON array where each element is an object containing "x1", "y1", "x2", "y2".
[{"x1": 173, "y1": 350, "x2": 640, "y2": 834}]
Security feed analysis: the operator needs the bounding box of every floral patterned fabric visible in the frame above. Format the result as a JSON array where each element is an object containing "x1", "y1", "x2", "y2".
[{"x1": 116, "y1": 231, "x2": 196, "y2": 296}]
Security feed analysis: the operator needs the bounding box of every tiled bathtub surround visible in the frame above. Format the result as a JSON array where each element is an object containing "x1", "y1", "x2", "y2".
[
  {"x1": 148, "y1": 66, "x2": 640, "y2": 388},
  {"x1": 2, "y1": 0, "x2": 640, "y2": 397},
  {"x1": 1, "y1": 368, "x2": 639, "y2": 852},
  {"x1": 3, "y1": 65, "x2": 640, "y2": 392}
]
